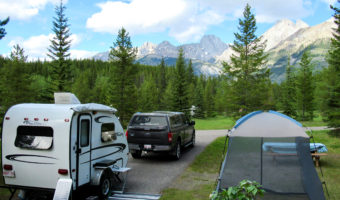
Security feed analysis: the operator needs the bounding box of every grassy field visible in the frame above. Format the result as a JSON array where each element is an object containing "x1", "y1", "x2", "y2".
[
  {"x1": 301, "y1": 113, "x2": 327, "y2": 127},
  {"x1": 193, "y1": 116, "x2": 235, "y2": 130},
  {"x1": 161, "y1": 130, "x2": 340, "y2": 200},
  {"x1": 308, "y1": 130, "x2": 340, "y2": 200},
  {"x1": 194, "y1": 113, "x2": 327, "y2": 130}
]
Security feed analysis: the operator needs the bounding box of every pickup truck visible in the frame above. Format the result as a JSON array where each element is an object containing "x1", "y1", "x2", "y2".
[{"x1": 126, "y1": 111, "x2": 195, "y2": 160}]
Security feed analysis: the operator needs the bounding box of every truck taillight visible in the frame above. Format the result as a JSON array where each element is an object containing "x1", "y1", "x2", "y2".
[
  {"x1": 125, "y1": 130, "x2": 128, "y2": 139},
  {"x1": 168, "y1": 132, "x2": 173, "y2": 143},
  {"x1": 58, "y1": 169, "x2": 68, "y2": 175},
  {"x1": 3, "y1": 164, "x2": 12, "y2": 170}
]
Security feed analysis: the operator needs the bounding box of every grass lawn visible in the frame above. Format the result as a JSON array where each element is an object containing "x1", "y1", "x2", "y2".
[
  {"x1": 161, "y1": 130, "x2": 340, "y2": 200},
  {"x1": 193, "y1": 116, "x2": 235, "y2": 130},
  {"x1": 308, "y1": 130, "x2": 340, "y2": 200},
  {"x1": 301, "y1": 113, "x2": 327, "y2": 127},
  {"x1": 194, "y1": 113, "x2": 327, "y2": 130}
]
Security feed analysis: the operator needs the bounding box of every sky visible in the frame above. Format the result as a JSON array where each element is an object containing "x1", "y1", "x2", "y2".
[{"x1": 0, "y1": 0, "x2": 337, "y2": 60}]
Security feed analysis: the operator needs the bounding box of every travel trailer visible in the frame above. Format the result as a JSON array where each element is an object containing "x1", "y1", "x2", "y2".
[{"x1": 1, "y1": 93, "x2": 129, "y2": 199}]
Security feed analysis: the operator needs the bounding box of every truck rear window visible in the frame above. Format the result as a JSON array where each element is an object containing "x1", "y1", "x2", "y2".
[
  {"x1": 131, "y1": 116, "x2": 167, "y2": 126},
  {"x1": 15, "y1": 126, "x2": 53, "y2": 150}
]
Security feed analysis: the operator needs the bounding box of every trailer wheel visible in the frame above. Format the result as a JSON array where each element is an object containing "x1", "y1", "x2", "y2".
[
  {"x1": 131, "y1": 150, "x2": 142, "y2": 159},
  {"x1": 98, "y1": 170, "x2": 112, "y2": 199}
]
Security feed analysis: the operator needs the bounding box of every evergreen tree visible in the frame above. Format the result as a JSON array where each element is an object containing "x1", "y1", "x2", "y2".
[
  {"x1": 223, "y1": 3, "x2": 269, "y2": 116},
  {"x1": 296, "y1": 50, "x2": 315, "y2": 120},
  {"x1": 138, "y1": 75, "x2": 158, "y2": 112},
  {"x1": 187, "y1": 59, "x2": 196, "y2": 107},
  {"x1": 0, "y1": 17, "x2": 9, "y2": 40},
  {"x1": 282, "y1": 57, "x2": 297, "y2": 118},
  {"x1": 323, "y1": 1, "x2": 340, "y2": 128},
  {"x1": 204, "y1": 77, "x2": 216, "y2": 117},
  {"x1": 172, "y1": 48, "x2": 189, "y2": 114},
  {"x1": 47, "y1": 0, "x2": 72, "y2": 92},
  {"x1": 193, "y1": 76, "x2": 205, "y2": 118},
  {"x1": 107, "y1": 27, "x2": 137, "y2": 126},
  {"x1": 10, "y1": 44, "x2": 28, "y2": 62}
]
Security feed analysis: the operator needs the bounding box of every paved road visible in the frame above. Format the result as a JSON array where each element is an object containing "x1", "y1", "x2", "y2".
[{"x1": 124, "y1": 130, "x2": 227, "y2": 194}]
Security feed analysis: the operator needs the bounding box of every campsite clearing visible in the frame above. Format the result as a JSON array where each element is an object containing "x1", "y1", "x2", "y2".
[{"x1": 161, "y1": 129, "x2": 340, "y2": 200}]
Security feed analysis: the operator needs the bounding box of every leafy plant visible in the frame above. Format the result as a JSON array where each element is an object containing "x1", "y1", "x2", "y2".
[{"x1": 210, "y1": 180, "x2": 265, "y2": 200}]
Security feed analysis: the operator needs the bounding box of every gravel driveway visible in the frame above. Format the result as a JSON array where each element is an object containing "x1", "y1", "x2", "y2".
[{"x1": 124, "y1": 130, "x2": 227, "y2": 194}]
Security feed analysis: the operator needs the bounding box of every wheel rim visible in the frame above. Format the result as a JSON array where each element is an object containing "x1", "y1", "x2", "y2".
[{"x1": 102, "y1": 178, "x2": 110, "y2": 196}]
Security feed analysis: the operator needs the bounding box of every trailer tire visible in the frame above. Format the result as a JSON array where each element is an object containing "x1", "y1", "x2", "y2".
[
  {"x1": 98, "y1": 170, "x2": 112, "y2": 199},
  {"x1": 131, "y1": 150, "x2": 142, "y2": 159}
]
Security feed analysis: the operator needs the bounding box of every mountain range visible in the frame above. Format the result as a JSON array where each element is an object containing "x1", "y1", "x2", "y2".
[{"x1": 93, "y1": 18, "x2": 335, "y2": 82}]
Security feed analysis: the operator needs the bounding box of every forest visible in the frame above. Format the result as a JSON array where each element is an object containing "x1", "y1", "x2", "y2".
[{"x1": 0, "y1": 2, "x2": 339, "y2": 129}]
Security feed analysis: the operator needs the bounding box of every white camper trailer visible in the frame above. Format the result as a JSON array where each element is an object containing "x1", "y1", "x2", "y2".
[{"x1": 1, "y1": 93, "x2": 129, "y2": 198}]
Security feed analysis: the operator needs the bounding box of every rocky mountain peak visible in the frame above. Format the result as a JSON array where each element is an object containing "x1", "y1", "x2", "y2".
[
  {"x1": 262, "y1": 19, "x2": 309, "y2": 51},
  {"x1": 137, "y1": 42, "x2": 156, "y2": 58}
]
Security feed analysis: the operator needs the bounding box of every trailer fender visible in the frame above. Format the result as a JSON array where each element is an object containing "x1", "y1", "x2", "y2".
[{"x1": 91, "y1": 168, "x2": 106, "y2": 186}]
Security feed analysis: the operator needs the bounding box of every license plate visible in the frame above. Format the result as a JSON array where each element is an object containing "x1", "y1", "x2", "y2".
[
  {"x1": 3, "y1": 171, "x2": 15, "y2": 178},
  {"x1": 144, "y1": 144, "x2": 152, "y2": 149}
]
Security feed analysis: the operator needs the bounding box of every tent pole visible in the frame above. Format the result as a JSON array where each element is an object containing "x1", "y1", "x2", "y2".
[{"x1": 260, "y1": 137, "x2": 263, "y2": 185}]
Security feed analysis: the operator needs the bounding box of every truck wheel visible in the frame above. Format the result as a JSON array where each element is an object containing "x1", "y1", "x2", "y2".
[
  {"x1": 190, "y1": 132, "x2": 195, "y2": 147},
  {"x1": 98, "y1": 171, "x2": 111, "y2": 199},
  {"x1": 173, "y1": 141, "x2": 181, "y2": 160},
  {"x1": 131, "y1": 150, "x2": 142, "y2": 159}
]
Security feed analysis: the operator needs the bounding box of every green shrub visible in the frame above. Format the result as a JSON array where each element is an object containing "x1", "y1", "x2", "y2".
[{"x1": 210, "y1": 180, "x2": 265, "y2": 200}]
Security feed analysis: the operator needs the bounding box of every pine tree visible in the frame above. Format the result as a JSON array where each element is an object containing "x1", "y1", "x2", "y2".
[
  {"x1": 10, "y1": 44, "x2": 28, "y2": 62},
  {"x1": 138, "y1": 75, "x2": 158, "y2": 112},
  {"x1": 324, "y1": 1, "x2": 340, "y2": 128},
  {"x1": 172, "y1": 48, "x2": 190, "y2": 114},
  {"x1": 193, "y1": 76, "x2": 205, "y2": 118},
  {"x1": 187, "y1": 59, "x2": 196, "y2": 107},
  {"x1": 204, "y1": 77, "x2": 216, "y2": 117},
  {"x1": 0, "y1": 17, "x2": 9, "y2": 40},
  {"x1": 107, "y1": 27, "x2": 137, "y2": 126},
  {"x1": 223, "y1": 3, "x2": 269, "y2": 116},
  {"x1": 47, "y1": 0, "x2": 72, "y2": 92},
  {"x1": 282, "y1": 57, "x2": 297, "y2": 118},
  {"x1": 296, "y1": 50, "x2": 315, "y2": 120}
]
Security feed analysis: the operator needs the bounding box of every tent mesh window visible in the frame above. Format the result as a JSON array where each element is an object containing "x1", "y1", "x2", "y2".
[{"x1": 219, "y1": 136, "x2": 325, "y2": 200}]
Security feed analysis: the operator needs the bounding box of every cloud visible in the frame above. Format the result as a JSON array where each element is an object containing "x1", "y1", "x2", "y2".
[
  {"x1": 70, "y1": 50, "x2": 98, "y2": 59},
  {"x1": 8, "y1": 33, "x2": 82, "y2": 60},
  {"x1": 320, "y1": 0, "x2": 337, "y2": 5},
  {"x1": 0, "y1": 0, "x2": 67, "y2": 20},
  {"x1": 86, "y1": 0, "x2": 315, "y2": 43}
]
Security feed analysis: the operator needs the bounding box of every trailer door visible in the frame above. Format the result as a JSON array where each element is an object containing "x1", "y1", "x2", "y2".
[{"x1": 77, "y1": 115, "x2": 91, "y2": 186}]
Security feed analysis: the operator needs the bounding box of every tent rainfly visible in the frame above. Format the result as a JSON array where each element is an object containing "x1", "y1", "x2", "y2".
[{"x1": 216, "y1": 110, "x2": 325, "y2": 200}]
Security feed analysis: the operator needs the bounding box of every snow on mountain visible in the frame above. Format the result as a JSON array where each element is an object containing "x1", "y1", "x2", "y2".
[
  {"x1": 262, "y1": 19, "x2": 309, "y2": 51},
  {"x1": 137, "y1": 42, "x2": 156, "y2": 58},
  {"x1": 270, "y1": 18, "x2": 335, "y2": 54}
]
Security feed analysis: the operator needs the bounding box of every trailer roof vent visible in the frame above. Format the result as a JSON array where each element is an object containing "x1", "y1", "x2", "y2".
[{"x1": 54, "y1": 93, "x2": 81, "y2": 104}]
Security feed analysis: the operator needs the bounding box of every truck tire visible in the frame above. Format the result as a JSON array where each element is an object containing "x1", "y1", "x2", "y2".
[
  {"x1": 98, "y1": 170, "x2": 112, "y2": 199},
  {"x1": 173, "y1": 141, "x2": 181, "y2": 160},
  {"x1": 190, "y1": 132, "x2": 195, "y2": 147},
  {"x1": 131, "y1": 150, "x2": 142, "y2": 159}
]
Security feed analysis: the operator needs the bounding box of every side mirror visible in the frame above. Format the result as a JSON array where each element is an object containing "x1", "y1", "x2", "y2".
[{"x1": 189, "y1": 121, "x2": 195, "y2": 126}]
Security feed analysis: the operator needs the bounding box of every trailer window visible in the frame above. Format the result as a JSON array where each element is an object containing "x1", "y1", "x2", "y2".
[
  {"x1": 15, "y1": 126, "x2": 53, "y2": 150},
  {"x1": 80, "y1": 120, "x2": 90, "y2": 147},
  {"x1": 101, "y1": 123, "x2": 116, "y2": 142}
]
